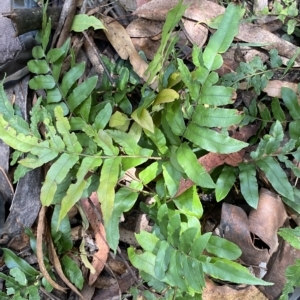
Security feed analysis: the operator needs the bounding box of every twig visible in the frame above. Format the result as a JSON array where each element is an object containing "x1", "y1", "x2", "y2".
[{"x1": 82, "y1": 31, "x2": 115, "y2": 85}]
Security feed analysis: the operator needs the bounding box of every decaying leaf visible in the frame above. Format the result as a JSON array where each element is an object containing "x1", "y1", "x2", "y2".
[
  {"x1": 101, "y1": 15, "x2": 153, "y2": 84},
  {"x1": 81, "y1": 193, "x2": 109, "y2": 286}
]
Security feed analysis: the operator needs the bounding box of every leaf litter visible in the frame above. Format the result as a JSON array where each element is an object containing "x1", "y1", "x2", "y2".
[{"x1": 0, "y1": 0, "x2": 300, "y2": 299}]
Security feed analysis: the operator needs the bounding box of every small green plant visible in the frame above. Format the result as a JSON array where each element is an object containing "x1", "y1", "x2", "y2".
[
  {"x1": 261, "y1": 0, "x2": 299, "y2": 34},
  {"x1": 0, "y1": 207, "x2": 83, "y2": 299}
]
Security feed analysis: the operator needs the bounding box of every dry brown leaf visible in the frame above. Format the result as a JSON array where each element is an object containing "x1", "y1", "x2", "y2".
[
  {"x1": 36, "y1": 206, "x2": 67, "y2": 293},
  {"x1": 182, "y1": 18, "x2": 208, "y2": 48},
  {"x1": 81, "y1": 193, "x2": 109, "y2": 286},
  {"x1": 101, "y1": 15, "x2": 152, "y2": 84},
  {"x1": 203, "y1": 278, "x2": 268, "y2": 300},
  {"x1": 262, "y1": 80, "x2": 298, "y2": 98},
  {"x1": 220, "y1": 203, "x2": 270, "y2": 266},
  {"x1": 48, "y1": 233, "x2": 83, "y2": 298},
  {"x1": 248, "y1": 189, "x2": 288, "y2": 256},
  {"x1": 126, "y1": 19, "x2": 163, "y2": 38}
]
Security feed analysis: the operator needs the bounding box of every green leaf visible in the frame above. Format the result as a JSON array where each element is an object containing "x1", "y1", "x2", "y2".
[
  {"x1": 131, "y1": 107, "x2": 154, "y2": 133},
  {"x1": 144, "y1": 127, "x2": 169, "y2": 155},
  {"x1": 154, "y1": 89, "x2": 179, "y2": 105},
  {"x1": 60, "y1": 156, "x2": 102, "y2": 221},
  {"x1": 94, "y1": 102, "x2": 112, "y2": 130},
  {"x1": 0, "y1": 115, "x2": 38, "y2": 152},
  {"x1": 176, "y1": 143, "x2": 215, "y2": 188},
  {"x1": 184, "y1": 123, "x2": 248, "y2": 154},
  {"x1": 128, "y1": 247, "x2": 157, "y2": 279},
  {"x1": 47, "y1": 87, "x2": 62, "y2": 103},
  {"x1": 97, "y1": 129, "x2": 119, "y2": 155},
  {"x1": 106, "y1": 185, "x2": 140, "y2": 252},
  {"x1": 109, "y1": 111, "x2": 130, "y2": 131},
  {"x1": 139, "y1": 161, "x2": 162, "y2": 185},
  {"x1": 162, "y1": 161, "x2": 181, "y2": 197},
  {"x1": 202, "y1": 257, "x2": 273, "y2": 285},
  {"x1": 173, "y1": 186, "x2": 203, "y2": 218},
  {"x1": 278, "y1": 227, "x2": 300, "y2": 249},
  {"x1": 177, "y1": 59, "x2": 199, "y2": 100},
  {"x1": 9, "y1": 268, "x2": 27, "y2": 286},
  {"x1": 165, "y1": 101, "x2": 186, "y2": 136},
  {"x1": 51, "y1": 205, "x2": 73, "y2": 254},
  {"x1": 2, "y1": 248, "x2": 39, "y2": 277},
  {"x1": 256, "y1": 156, "x2": 294, "y2": 201},
  {"x1": 154, "y1": 240, "x2": 172, "y2": 280},
  {"x1": 168, "y1": 252, "x2": 188, "y2": 291},
  {"x1": 98, "y1": 157, "x2": 121, "y2": 225},
  {"x1": 27, "y1": 60, "x2": 50, "y2": 74},
  {"x1": 61, "y1": 255, "x2": 84, "y2": 289},
  {"x1": 116, "y1": 67, "x2": 129, "y2": 91},
  {"x1": 55, "y1": 106, "x2": 82, "y2": 153},
  {"x1": 42, "y1": 18, "x2": 51, "y2": 50},
  {"x1": 136, "y1": 231, "x2": 160, "y2": 253},
  {"x1": 32, "y1": 45, "x2": 45, "y2": 59},
  {"x1": 206, "y1": 236, "x2": 242, "y2": 260},
  {"x1": 200, "y1": 86, "x2": 235, "y2": 106},
  {"x1": 215, "y1": 166, "x2": 236, "y2": 201},
  {"x1": 203, "y1": 4, "x2": 244, "y2": 71},
  {"x1": 145, "y1": 0, "x2": 186, "y2": 84},
  {"x1": 41, "y1": 153, "x2": 79, "y2": 206},
  {"x1": 192, "y1": 105, "x2": 243, "y2": 127},
  {"x1": 29, "y1": 75, "x2": 56, "y2": 90},
  {"x1": 181, "y1": 255, "x2": 204, "y2": 292},
  {"x1": 19, "y1": 142, "x2": 59, "y2": 169},
  {"x1": 190, "y1": 233, "x2": 212, "y2": 258},
  {"x1": 46, "y1": 48, "x2": 66, "y2": 63},
  {"x1": 0, "y1": 84, "x2": 30, "y2": 134},
  {"x1": 281, "y1": 87, "x2": 300, "y2": 120},
  {"x1": 71, "y1": 14, "x2": 106, "y2": 32},
  {"x1": 239, "y1": 163, "x2": 259, "y2": 208},
  {"x1": 106, "y1": 129, "x2": 142, "y2": 156},
  {"x1": 271, "y1": 98, "x2": 285, "y2": 121},
  {"x1": 67, "y1": 76, "x2": 98, "y2": 111},
  {"x1": 60, "y1": 62, "x2": 86, "y2": 97}
]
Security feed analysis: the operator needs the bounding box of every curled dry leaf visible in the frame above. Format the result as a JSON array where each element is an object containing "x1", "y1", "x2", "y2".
[
  {"x1": 220, "y1": 188, "x2": 288, "y2": 271},
  {"x1": 249, "y1": 188, "x2": 288, "y2": 256},
  {"x1": 36, "y1": 206, "x2": 67, "y2": 293},
  {"x1": 101, "y1": 15, "x2": 154, "y2": 85},
  {"x1": 81, "y1": 193, "x2": 109, "y2": 286},
  {"x1": 220, "y1": 203, "x2": 270, "y2": 266}
]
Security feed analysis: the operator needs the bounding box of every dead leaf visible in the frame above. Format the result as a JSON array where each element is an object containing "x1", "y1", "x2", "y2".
[
  {"x1": 220, "y1": 203, "x2": 270, "y2": 267},
  {"x1": 248, "y1": 188, "x2": 288, "y2": 256},
  {"x1": 182, "y1": 18, "x2": 208, "y2": 48},
  {"x1": 203, "y1": 277, "x2": 268, "y2": 300},
  {"x1": 80, "y1": 193, "x2": 109, "y2": 286},
  {"x1": 260, "y1": 237, "x2": 300, "y2": 299},
  {"x1": 126, "y1": 19, "x2": 163, "y2": 38},
  {"x1": 36, "y1": 206, "x2": 67, "y2": 293},
  {"x1": 262, "y1": 80, "x2": 298, "y2": 98},
  {"x1": 101, "y1": 15, "x2": 154, "y2": 85}
]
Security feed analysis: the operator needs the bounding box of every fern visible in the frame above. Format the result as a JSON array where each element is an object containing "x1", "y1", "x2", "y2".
[{"x1": 129, "y1": 203, "x2": 272, "y2": 298}]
